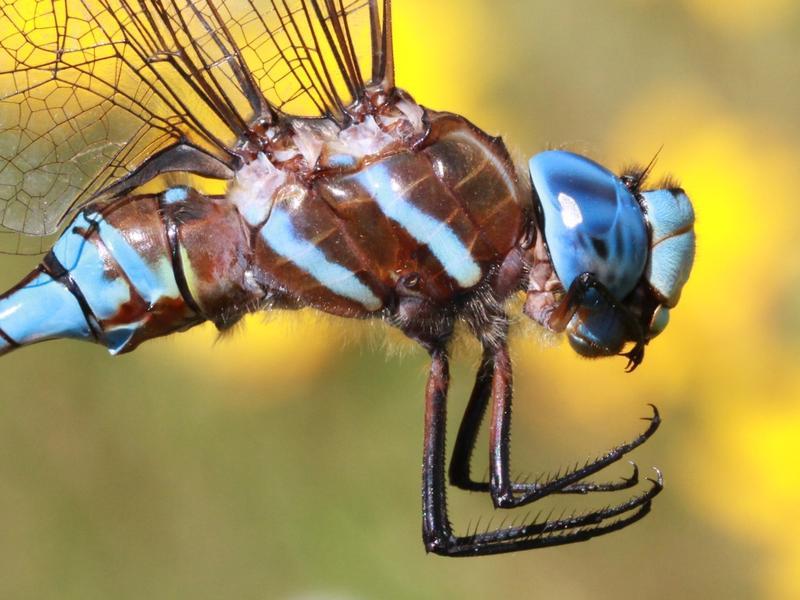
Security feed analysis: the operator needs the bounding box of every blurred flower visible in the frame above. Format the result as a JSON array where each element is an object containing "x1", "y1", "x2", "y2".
[
  {"x1": 165, "y1": 312, "x2": 349, "y2": 404},
  {"x1": 681, "y1": 0, "x2": 797, "y2": 35}
]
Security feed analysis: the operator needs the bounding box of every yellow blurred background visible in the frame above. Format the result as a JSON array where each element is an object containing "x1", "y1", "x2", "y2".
[{"x1": 1, "y1": 0, "x2": 799, "y2": 598}]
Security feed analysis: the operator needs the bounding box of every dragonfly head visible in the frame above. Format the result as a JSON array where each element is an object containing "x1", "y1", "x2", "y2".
[{"x1": 526, "y1": 150, "x2": 696, "y2": 370}]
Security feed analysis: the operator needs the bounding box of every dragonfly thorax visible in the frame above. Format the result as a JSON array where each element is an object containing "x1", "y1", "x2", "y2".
[{"x1": 224, "y1": 103, "x2": 531, "y2": 333}]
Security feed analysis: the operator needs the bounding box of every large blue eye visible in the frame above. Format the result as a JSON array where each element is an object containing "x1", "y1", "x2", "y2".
[
  {"x1": 528, "y1": 151, "x2": 648, "y2": 299},
  {"x1": 639, "y1": 189, "x2": 695, "y2": 308}
]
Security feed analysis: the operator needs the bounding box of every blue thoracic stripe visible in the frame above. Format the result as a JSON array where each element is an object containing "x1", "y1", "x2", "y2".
[
  {"x1": 260, "y1": 207, "x2": 383, "y2": 311},
  {"x1": 356, "y1": 163, "x2": 481, "y2": 288}
]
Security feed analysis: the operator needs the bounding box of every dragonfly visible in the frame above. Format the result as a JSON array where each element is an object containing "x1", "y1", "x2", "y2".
[{"x1": 0, "y1": 0, "x2": 695, "y2": 556}]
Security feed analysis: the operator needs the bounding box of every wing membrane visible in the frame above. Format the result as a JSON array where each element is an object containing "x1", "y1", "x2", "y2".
[{"x1": 0, "y1": 0, "x2": 390, "y2": 253}]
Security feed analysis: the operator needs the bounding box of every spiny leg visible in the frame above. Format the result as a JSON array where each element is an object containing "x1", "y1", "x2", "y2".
[
  {"x1": 448, "y1": 346, "x2": 642, "y2": 496},
  {"x1": 488, "y1": 339, "x2": 660, "y2": 509},
  {"x1": 421, "y1": 347, "x2": 662, "y2": 557},
  {"x1": 448, "y1": 348, "x2": 493, "y2": 492},
  {"x1": 441, "y1": 480, "x2": 661, "y2": 557}
]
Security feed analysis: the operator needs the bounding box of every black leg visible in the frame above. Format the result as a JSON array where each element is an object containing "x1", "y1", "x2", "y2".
[
  {"x1": 448, "y1": 347, "x2": 493, "y2": 492},
  {"x1": 421, "y1": 345, "x2": 662, "y2": 557},
  {"x1": 421, "y1": 348, "x2": 455, "y2": 553},
  {"x1": 440, "y1": 481, "x2": 661, "y2": 557},
  {"x1": 487, "y1": 340, "x2": 660, "y2": 509},
  {"x1": 448, "y1": 346, "x2": 641, "y2": 495}
]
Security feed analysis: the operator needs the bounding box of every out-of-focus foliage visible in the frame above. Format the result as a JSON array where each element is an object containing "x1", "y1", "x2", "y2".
[{"x1": 0, "y1": 0, "x2": 798, "y2": 598}]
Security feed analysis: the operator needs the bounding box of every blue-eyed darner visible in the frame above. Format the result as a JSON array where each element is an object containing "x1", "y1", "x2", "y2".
[{"x1": 0, "y1": 0, "x2": 695, "y2": 555}]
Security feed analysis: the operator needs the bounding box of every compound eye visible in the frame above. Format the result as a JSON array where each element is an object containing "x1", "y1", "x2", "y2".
[
  {"x1": 528, "y1": 150, "x2": 649, "y2": 299},
  {"x1": 567, "y1": 313, "x2": 628, "y2": 358},
  {"x1": 639, "y1": 189, "x2": 696, "y2": 308},
  {"x1": 564, "y1": 288, "x2": 629, "y2": 358}
]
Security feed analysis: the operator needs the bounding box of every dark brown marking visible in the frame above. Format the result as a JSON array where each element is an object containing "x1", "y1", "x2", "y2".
[
  {"x1": 158, "y1": 194, "x2": 205, "y2": 317},
  {"x1": 0, "y1": 326, "x2": 19, "y2": 348}
]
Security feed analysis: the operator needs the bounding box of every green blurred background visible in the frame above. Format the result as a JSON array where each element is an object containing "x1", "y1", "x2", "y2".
[{"x1": 1, "y1": 0, "x2": 799, "y2": 598}]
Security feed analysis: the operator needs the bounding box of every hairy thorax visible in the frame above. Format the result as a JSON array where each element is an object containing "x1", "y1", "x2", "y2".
[{"x1": 226, "y1": 88, "x2": 533, "y2": 341}]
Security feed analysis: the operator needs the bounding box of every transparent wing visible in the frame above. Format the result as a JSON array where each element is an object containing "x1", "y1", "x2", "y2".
[{"x1": 0, "y1": 0, "x2": 391, "y2": 254}]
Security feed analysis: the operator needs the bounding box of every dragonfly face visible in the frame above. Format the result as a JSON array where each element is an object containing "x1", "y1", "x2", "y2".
[
  {"x1": 0, "y1": 0, "x2": 695, "y2": 556},
  {"x1": 528, "y1": 150, "x2": 695, "y2": 370}
]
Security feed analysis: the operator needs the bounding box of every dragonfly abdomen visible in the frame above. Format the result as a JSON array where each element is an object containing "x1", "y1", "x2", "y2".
[{"x1": 0, "y1": 189, "x2": 261, "y2": 356}]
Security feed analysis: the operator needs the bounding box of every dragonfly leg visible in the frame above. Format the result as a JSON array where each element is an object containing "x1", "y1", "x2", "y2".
[
  {"x1": 487, "y1": 339, "x2": 661, "y2": 509},
  {"x1": 421, "y1": 347, "x2": 456, "y2": 554},
  {"x1": 448, "y1": 346, "x2": 641, "y2": 496},
  {"x1": 421, "y1": 346, "x2": 662, "y2": 556},
  {"x1": 447, "y1": 347, "x2": 493, "y2": 492}
]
